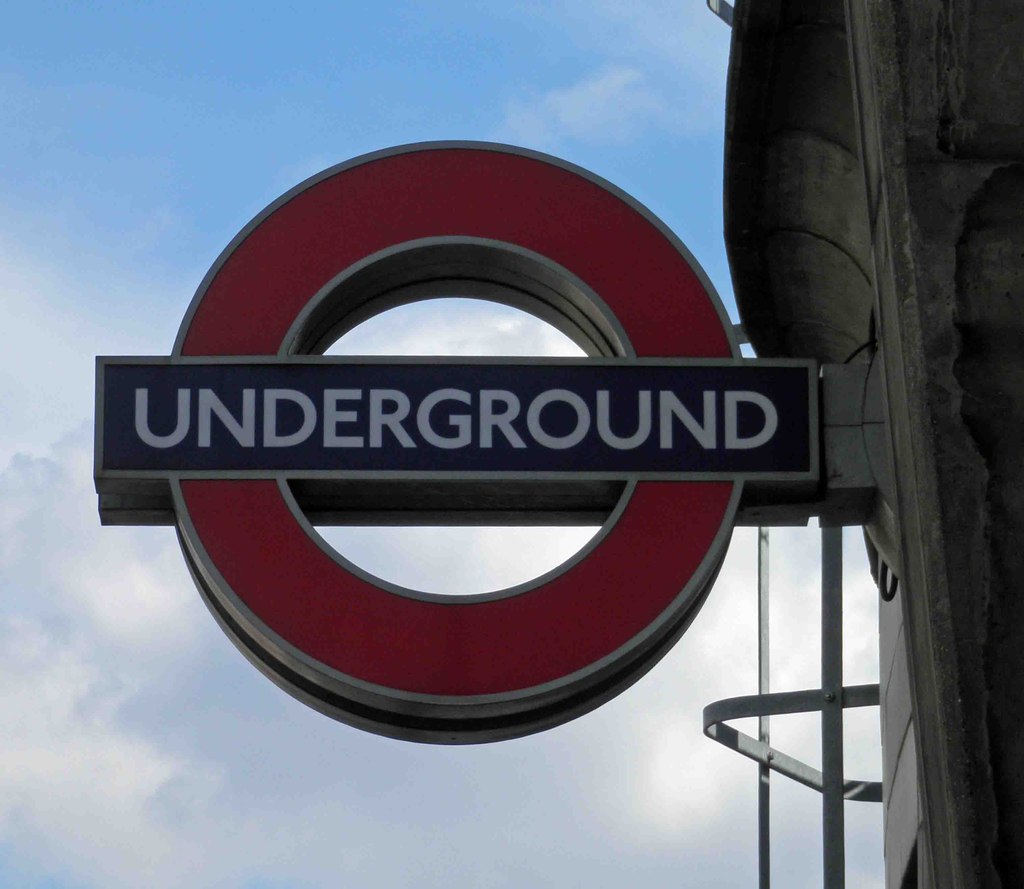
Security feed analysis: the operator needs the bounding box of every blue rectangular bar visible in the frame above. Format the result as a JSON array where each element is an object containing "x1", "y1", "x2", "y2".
[{"x1": 98, "y1": 358, "x2": 816, "y2": 479}]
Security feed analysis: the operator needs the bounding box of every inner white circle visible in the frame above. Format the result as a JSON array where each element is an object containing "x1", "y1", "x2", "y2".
[{"x1": 313, "y1": 297, "x2": 602, "y2": 595}]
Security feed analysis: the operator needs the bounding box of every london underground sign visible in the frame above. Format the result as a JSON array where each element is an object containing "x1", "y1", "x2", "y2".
[{"x1": 95, "y1": 143, "x2": 817, "y2": 743}]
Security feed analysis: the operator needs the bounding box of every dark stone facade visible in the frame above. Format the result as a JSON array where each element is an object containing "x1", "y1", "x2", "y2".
[{"x1": 724, "y1": 2, "x2": 1024, "y2": 886}]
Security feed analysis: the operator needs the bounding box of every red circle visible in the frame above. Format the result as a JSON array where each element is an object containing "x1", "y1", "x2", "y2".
[
  {"x1": 176, "y1": 145, "x2": 735, "y2": 698},
  {"x1": 182, "y1": 480, "x2": 733, "y2": 694},
  {"x1": 181, "y1": 148, "x2": 729, "y2": 357}
]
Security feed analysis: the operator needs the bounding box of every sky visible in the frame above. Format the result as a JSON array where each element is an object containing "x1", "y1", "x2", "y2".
[{"x1": 0, "y1": 3, "x2": 883, "y2": 887}]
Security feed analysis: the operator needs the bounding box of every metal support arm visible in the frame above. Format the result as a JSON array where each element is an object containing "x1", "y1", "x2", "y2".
[{"x1": 703, "y1": 685, "x2": 883, "y2": 803}]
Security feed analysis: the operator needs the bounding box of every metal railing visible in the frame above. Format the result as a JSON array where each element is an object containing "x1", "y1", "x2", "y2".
[{"x1": 703, "y1": 527, "x2": 882, "y2": 888}]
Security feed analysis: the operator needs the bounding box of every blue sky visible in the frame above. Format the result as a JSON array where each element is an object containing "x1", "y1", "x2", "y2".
[{"x1": 0, "y1": 3, "x2": 882, "y2": 887}]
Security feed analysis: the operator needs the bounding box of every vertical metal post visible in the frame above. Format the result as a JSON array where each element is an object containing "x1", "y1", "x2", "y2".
[
  {"x1": 758, "y1": 527, "x2": 771, "y2": 889},
  {"x1": 821, "y1": 526, "x2": 845, "y2": 888}
]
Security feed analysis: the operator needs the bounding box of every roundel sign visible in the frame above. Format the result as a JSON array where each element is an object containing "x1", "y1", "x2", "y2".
[{"x1": 95, "y1": 143, "x2": 817, "y2": 743}]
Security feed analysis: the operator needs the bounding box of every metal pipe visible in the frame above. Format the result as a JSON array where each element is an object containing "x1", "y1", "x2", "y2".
[
  {"x1": 758, "y1": 527, "x2": 771, "y2": 889},
  {"x1": 821, "y1": 526, "x2": 846, "y2": 887}
]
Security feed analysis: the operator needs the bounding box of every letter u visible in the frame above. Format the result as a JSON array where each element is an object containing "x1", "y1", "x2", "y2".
[{"x1": 135, "y1": 388, "x2": 190, "y2": 448}]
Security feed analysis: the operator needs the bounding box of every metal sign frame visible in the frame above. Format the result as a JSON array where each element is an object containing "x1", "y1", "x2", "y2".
[{"x1": 703, "y1": 527, "x2": 882, "y2": 888}]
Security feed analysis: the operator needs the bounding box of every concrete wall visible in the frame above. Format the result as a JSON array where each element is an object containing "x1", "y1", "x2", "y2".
[
  {"x1": 724, "y1": 1, "x2": 1024, "y2": 886},
  {"x1": 846, "y1": 2, "x2": 1024, "y2": 886}
]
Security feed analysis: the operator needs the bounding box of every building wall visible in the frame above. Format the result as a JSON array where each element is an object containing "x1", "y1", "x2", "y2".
[
  {"x1": 845, "y1": 2, "x2": 1024, "y2": 886},
  {"x1": 725, "y1": 1, "x2": 1024, "y2": 886}
]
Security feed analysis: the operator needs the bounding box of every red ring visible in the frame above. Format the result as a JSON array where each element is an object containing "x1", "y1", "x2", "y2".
[{"x1": 177, "y1": 145, "x2": 735, "y2": 697}]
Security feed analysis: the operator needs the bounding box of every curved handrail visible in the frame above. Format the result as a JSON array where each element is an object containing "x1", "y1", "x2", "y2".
[{"x1": 703, "y1": 684, "x2": 883, "y2": 803}]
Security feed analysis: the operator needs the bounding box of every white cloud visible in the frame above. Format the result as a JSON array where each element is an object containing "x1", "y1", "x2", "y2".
[
  {"x1": 495, "y1": 0, "x2": 732, "y2": 148},
  {"x1": 327, "y1": 297, "x2": 586, "y2": 359},
  {"x1": 577, "y1": 0, "x2": 729, "y2": 75},
  {"x1": 0, "y1": 616, "x2": 220, "y2": 887},
  {"x1": 572, "y1": 524, "x2": 883, "y2": 886},
  {"x1": 0, "y1": 432, "x2": 201, "y2": 654},
  {"x1": 574, "y1": 530, "x2": 758, "y2": 846},
  {"x1": 0, "y1": 225, "x2": 187, "y2": 465},
  {"x1": 320, "y1": 524, "x2": 599, "y2": 595},
  {"x1": 498, "y1": 67, "x2": 667, "y2": 148}
]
